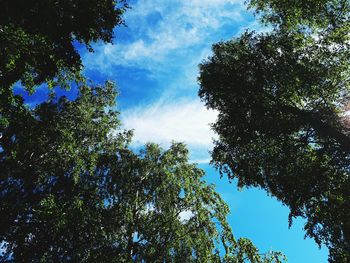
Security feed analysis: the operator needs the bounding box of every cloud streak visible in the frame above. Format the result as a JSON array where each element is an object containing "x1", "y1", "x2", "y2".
[
  {"x1": 83, "y1": 0, "x2": 250, "y2": 74},
  {"x1": 121, "y1": 98, "x2": 218, "y2": 148}
]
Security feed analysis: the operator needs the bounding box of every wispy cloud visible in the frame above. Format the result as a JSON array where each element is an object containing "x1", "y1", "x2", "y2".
[
  {"x1": 121, "y1": 98, "x2": 217, "y2": 148},
  {"x1": 83, "y1": 0, "x2": 251, "y2": 74}
]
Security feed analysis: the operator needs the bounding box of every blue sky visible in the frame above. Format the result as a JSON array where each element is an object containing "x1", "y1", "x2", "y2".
[
  {"x1": 85, "y1": 0, "x2": 328, "y2": 261},
  {"x1": 19, "y1": 0, "x2": 328, "y2": 261}
]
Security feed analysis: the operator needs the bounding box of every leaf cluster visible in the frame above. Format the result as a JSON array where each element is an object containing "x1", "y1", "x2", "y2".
[{"x1": 0, "y1": 0, "x2": 128, "y2": 90}]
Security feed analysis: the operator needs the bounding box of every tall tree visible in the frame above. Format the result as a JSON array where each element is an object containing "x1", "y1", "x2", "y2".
[
  {"x1": 198, "y1": 20, "x2": 350, "y2": 263},
  {"x1": 0, "y1": 82, "x2": 284, "y2": 262}
]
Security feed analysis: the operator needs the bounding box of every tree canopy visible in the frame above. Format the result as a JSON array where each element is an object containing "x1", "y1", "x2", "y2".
[
  {"x1": 248, "y1": 0, "x2": 350, "y2": 35},
  {"x1": 199, "y1": 1, "x2": 350, "y2": 262},
  {"x1": 0, "y1": 0, "x2": 128, "y2": 90},
  {"x1": 0, "y1": 0, "x2": 128, "y2": 149},
  {"x1": 0, "y1": 83, "x2": 284, "y2": 262}
]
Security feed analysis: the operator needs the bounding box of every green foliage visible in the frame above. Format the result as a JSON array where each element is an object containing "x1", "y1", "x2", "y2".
[
  {"x1": 248, "y1": 0, "x2": 350, "y2": 35},
  {"x1": 198, "y1": 18, "x2": 350, "y2": 263},
  {"x1": 0, "y1": 83, "x2": 284, "y2": 262},
  {"x1": 0, "y1": 0, "x2": 128, "y2": 90},
  {"x1": 0, "y1": 0, "x2": 128, "y2": 152}
]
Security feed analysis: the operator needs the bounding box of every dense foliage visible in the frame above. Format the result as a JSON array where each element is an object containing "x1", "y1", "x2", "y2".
[
  {"x1": 248, "y1": 0, "x2": 350, "y2": 35},
  {"x1": 0, "y1": 0, "x2": 128, "y2": 153},
  {"x1": 0, "y1": 83, "x2": 284, "y2": 262},
  {"x1": 199, "y1": 1, "x2": 350, "y2": 262},
  {"x1": 0, "y1": 0, "x2": 128, "y2": 90}
]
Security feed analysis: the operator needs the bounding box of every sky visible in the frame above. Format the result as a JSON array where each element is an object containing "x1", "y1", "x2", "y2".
[{"x1": 19, "y1": 0, "x2": 329, "y2": 261}]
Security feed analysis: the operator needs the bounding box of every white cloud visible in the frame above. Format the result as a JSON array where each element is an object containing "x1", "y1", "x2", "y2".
[
  {"x1": 83, "y1": 0, "x2": 249, "y2": 73},
  {"x1": 121, "y1": 98, "x2": 217, "y2": 149}
]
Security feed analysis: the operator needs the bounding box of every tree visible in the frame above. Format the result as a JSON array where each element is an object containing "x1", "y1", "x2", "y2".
[
  {"x1": 198, "y1": 27, "x2": 350, "y2": 263},
  {"x1": 0, "y1": 0, "x2": 128, "y2": 90},
  {"x1": 0, "y1": 82, "x2": 284, "y2": 262},
  {"x1": 0, "y1": 0, "x2": 128, "y2": 147}
]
